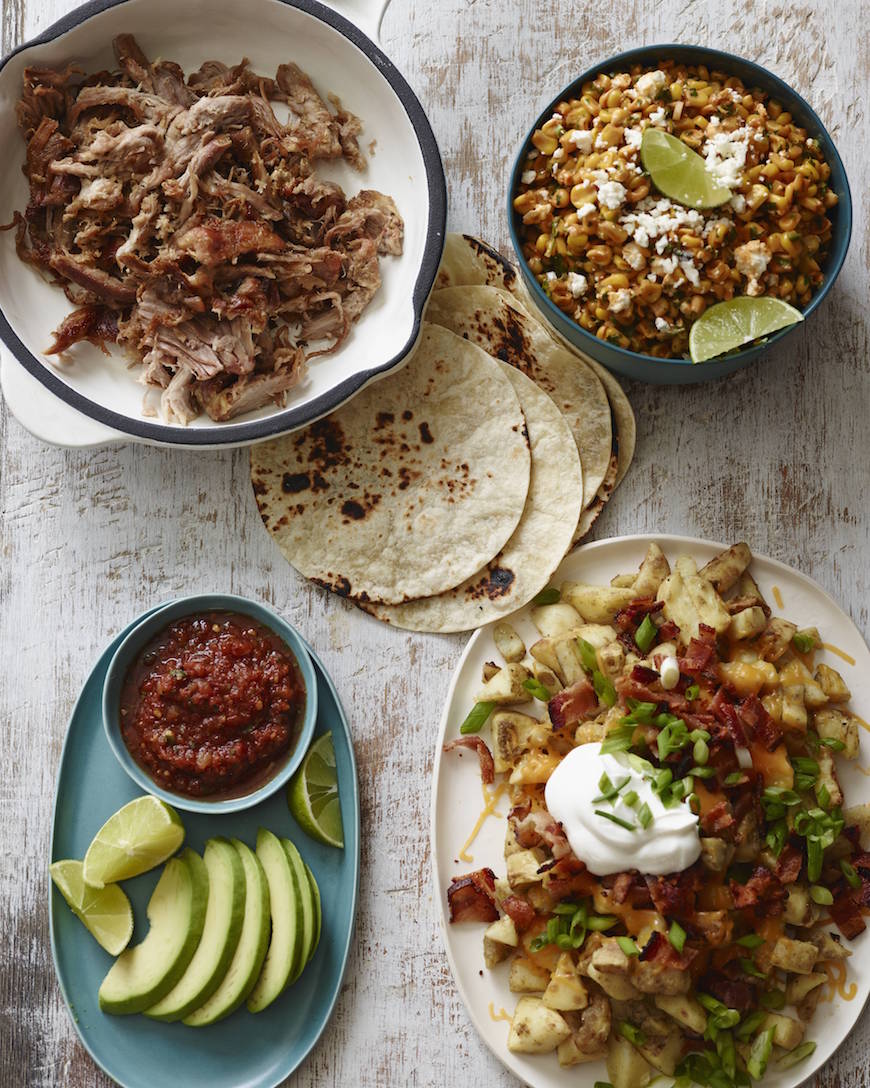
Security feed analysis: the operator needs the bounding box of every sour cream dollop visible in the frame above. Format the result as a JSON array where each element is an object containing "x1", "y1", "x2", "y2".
[{"x1": 544, "y1": 744, "x2": 701, "y2": 876}]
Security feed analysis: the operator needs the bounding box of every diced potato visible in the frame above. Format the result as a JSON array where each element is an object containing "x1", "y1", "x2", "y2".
[
  {"x1": 493, "y1": 622, "x2": 525, "y2": 663},
  {"x1": 530, "y1": 637, "x2": 561, "y2": 675},
  {"x1": 762, "y1": 1012, "x2": 805, "y2": 1050},
  {"x1": 758, "y1": 617, "x2": 798, "y2": 662},
  {"x1": 815, "y1": 708, "x2": 859, "y2": 760},
  {"x1": 554, "y1": 638, "x2": 588, "y2": 687},
  {"x1": 561, "y1": 582, "x2": 636, "y2": 625},
  {"x1": 531, "y1": 661, "x2": 561, "y2": 694},
  {"x1": 817, "y1": 746, "x2": 844, "y2": 807},
  {"x1": 606, "y1": 1034, "x2": 652, "y2": 1088},
  {"x1": 504, "y1": 823, "x2": 522, "y2": 858},
  {"x1": 587, "y1": 964, "x2": 641, "y2": 1000},
  {"x1": 577, "y1": 624, "x2": 620, "y2": 648},
  {"x1": 557, "y1": 1036, "x2": 607, "y2": 1067},
  {"x1": 654, "y1": 993, "x2": 707, "y2": 1034},
  {"x1": 530, "y1": 601, "x2": 583, "y2": 638},
  {"x1": 844, "y1": 802, "x2": 870, "y2": 845},
  {"x1": 507, "y1": 996, "x2": 571, "y2": 1053},
  {"x1": 699, "y1": 542, "x2": 752, "y2": 593},
  {"x1": 598, "y1": 640, "x2": 626, "y2": 682},
  {"x1": 475, "y1": 663, "x2": 531, "y2": 704},
  {"x1": 807, "y1": 929, "x2": 850, "y2": 961},
  {"x1": 815, "y1": 663, "x2": 851, "y2": 703},
  {"x1": 735, "y1": 569, "x2": 768, "y2": 611},
  {"x1": 592, "y1": 939, "x2": 632, "y2": 974},
  {"x1": 506, "y1": 848, "x2": 545, "y2": 889},
  {"x1": 639, "y1": 1031, "x2": 684, "y2": 1076},
  {"x1": 780, "y1": 684, "x2": 807, "y2": 732},
  {"x1": 509, "y1": 958, "x2": 551, "y2": 993},
  {"x1": 785, "y1": 972, "x2": 827, "y2": 1005},
  {"x1": 543, "y1": 953, "x2": 589, "y2": 1011},
  {"x1": 491, "y1": 711, "x2": 542, "y2": 773},
  {"x1": 700, "y1": 837, "x2": 733, "y2": 872},
  {"x1": 796, "y1": 984, "x2": 823, "y2": 1023},
  {"x1": 525, "y1": 883, "x2": 554, "y2": 914},
  {"x1": 482, "y1": 661, "x2": 499, "y2": 681},
  {"x1": 770, "y1": 937, "x2": 819, "y2": 975},
  {"x1": 611, "y1": 573, "x2": 636, "y2": 588},
  {"x1": 728, "y1": 606, "x2": 767, "y2": 641},
  {"x1": 693, "y1": 911, "x2": 733, "y2": 947},
  {"x1": 778, "y1": 658, "x2": 828, "y2": 708},
  {"x1": 656, "y1": 556, "x2": 731, "y2": 643},
  {"x1": 576, "y1": 990, "x2": 612, "y2": 1051},
  {"x1": 631, "y1": 960, "x2": 690, "y2": 996},
  {"x1": 493, "y1": 877, "x2": 512, "y2": 908},
  {"x1": 485, "y1": 916, "x2": 518, "y2": 948},
  {"x1": 783, "y1": 885, "x2": 819, "y2": 928},
  {"x1": 633, "y1": 542, "x2": 671, "y2": 597}
]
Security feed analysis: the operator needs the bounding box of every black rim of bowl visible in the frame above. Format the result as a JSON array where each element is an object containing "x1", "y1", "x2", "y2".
[
  {"x1": 506, "y1": 43, "x2": 853, "y2": 370},
  {"x1": 0, "y1": 0, "x2": 447, "y2": 444}
]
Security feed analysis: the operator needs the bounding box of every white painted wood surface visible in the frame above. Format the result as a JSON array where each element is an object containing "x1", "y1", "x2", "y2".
[{"x1": 1, "y1": 1, "x2": 868, "y2": 1085}]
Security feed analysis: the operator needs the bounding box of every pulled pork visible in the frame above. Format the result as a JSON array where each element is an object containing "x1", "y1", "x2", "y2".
[{"x1": 8, "y1": 35, "x2": 403, "y2": 423}]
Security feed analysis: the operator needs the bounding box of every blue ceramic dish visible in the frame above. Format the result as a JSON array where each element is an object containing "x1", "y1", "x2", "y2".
[
  {"x1": 51, "y1": 608, "x2": 359, "y2": 1088},
  {"x1": 102, "y1": 594, "x2": 317, "y2": 814},
  {"x1": 507, "y1": 44, "x2": 852, "y2": 385}
]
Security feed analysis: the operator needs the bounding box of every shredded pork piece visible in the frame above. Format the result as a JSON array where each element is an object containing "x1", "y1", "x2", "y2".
[{"x1": 8, "y1": 36, "x2": 403, "y2": 424}]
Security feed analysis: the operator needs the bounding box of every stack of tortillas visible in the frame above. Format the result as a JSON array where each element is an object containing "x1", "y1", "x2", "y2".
[{"x1": 251, "y1": 233, "x2": 636, "y2": 632}]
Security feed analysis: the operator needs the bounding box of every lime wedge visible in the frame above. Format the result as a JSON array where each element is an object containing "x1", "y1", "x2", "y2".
[
  {"x1": 82, "y1": 796, "x2": 185, "y2": 887},
  {"x1": 288, "y1": 732, "x2": 343, "y2": 848},
  {"x1": 689, "y1": 297, "x2": 804, "y2": 362},
  {"x1": 50, "y1": 859, "x2": 134, "y2": 954},
  {"x1": 641, "y1": 128, "x2": 731, "y2": 209}
]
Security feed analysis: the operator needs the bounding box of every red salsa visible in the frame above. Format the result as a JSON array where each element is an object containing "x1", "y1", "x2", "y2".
[{"x1": 120, "y1": 611, "x2": 305, "y2": 799}]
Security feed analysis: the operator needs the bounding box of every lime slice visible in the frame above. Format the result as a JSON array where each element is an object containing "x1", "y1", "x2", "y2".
[
  {"x1": 641, "y1": 128, "x2": 731, "y2": 209},
  {"x1": 82, "y1": 796, "x2": 185, "y2": 887},
  {"x1": 689, "y1": 297, "x2": 804, "y2": 362},
  {"x1": 50, "y1": 859, "x2": 134, "y2": 954},
  {"x1": 288, "y1": 732, "x2": 343, "y2": 848}
]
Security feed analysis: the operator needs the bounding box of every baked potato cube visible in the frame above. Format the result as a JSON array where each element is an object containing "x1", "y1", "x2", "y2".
[
  {"x1": 631, "y1": 959, "x2": 690, "y2": 996},
  {"x1": 557, "y1": 1036, "x2": 607, "y2": 1067},
  {"x1": 844, "y1": 802, "x2": 870, "y2": 845},
  {"x1": 693, "y1": 911, "x2": 733, "y2": 947},
  {"x1": 506, "y1": 848, "x2": 546, "y2": 889},
  {"x1": 815, "y1": 663, "x2": 851, "y2": 703},
  {"x1": 504, "y1": 822, "x2": 522, "y2": 858},
  {"x1": 762, "y1": 1012, "x2": 805, "y2": 1050},
  {"x1": 654, "y1": 993, "x2": 707, "y2": 1035},
  {"x1": 554, "y1": 638, "x2": 588, "y2": 687},
  {"x1": 808, "y1": 929, "x2": 850, "y2": 961},
  {"x1": 700, "y1": 837, "x2": 734, "y2": 872},
  {"x1": 606, "y1": 1034, "x2": 652, "y2": 1088},
  {"x1": 576, "y1": 623, "x2": 620, "y2": 648},
  {"x1": 639, "y1": 1031, "x2": 684, "y2": 1076},
  {"x1": 482, "y1": 661, "x2": 500, "y2": 681},
  {"x1": 530, "y1": 601, "x2": 583, "y2": 638},
  {"x1": 779, "y1": 658, "x2": 828, "y2": 708},
  {"x1": 729, "y1": 606, "x2": 767, "y2": 641},
  {"x1": 561, "y1": 582, "x2": 636, "y2": 625},
  {"x1": 817, "y1": 746, "x2": 844, "y2": 807},
  {"x1": 587, "y1": 964, "x2": 641, "y2": 1000},
  {"x1": 530, "y1": 637, "x2": 561, "y2": 676},
  {"x1": 592, "y1": 939, "x2": 632, "y2": 974},
  {"x1": 699, "y1": 542, "x2": 752, "y2": 593},
  {"x1": 794, "y1": 626, "x2": 821, "y2": 650},
  {"x1": 785, "y1": 972, "x2": 827, "y2": 1005},
  {"x1": 484, "y1": 917, "x2": 519, "y2": 968},
  {"x1": 611, "y1": 573, "x2": 637, "y2": 588},
  {"x1": 815, "y1": 708, "x2": 859, "y2": 760},
  {"x1": 576, "y1": 990, "x2": 612, "y2": 1050},
  {"x1": 531, "y1": 661, "x2": 561, "y2": 695},
  {"x1": 770, "y1": 937, "x2": 819, "y2": 975},
  {"x1": 509, "y1": 957, "x2": 551, "y2": 994},
  {"x1": 598, "y1": 640, "x2": 626, "y2": 682},
  {"x1": 780, "y1": 684, "x2": 807, "y2": 732},
  {"x1": 507, "y1": 996, "x2": 571, "y2": 1053},
  {"x1": 734, "y1": 569, "x2": 769, "y2": 610},
  {"x1": 784, "y1": 885, "x2": 819, "y2": 928},
  {"x1": 475, "y1": 663, "x2": 531, "y2": 704},
  {"x1": 493, "y1": 622, "x2": 525, "y2": 664},
  {"x1": 491, "y1": 711, "x2": 541, "y2": 773},
  {"x1": 575, "y1": 720, "x2": 608, "y2": 745},
  {"x1": 633, "y1": 542, "x2": 671, "y2": 597},
  {"x1": 526, "y1": 883, "x2": 555, "y2": 914},
  {"x1": 796, "y1": 985, "x2": 823, "y2": 1023},
  {"x1": 656, "y1": 556, "x2": 731, "y2": 642},
  {"x1": 543, "y1": 953, "x2": 589, "y2": 1011},
  {"x1": 758, "y1": 618, "x2": 798, "y2": 662},
  {"x1": 493, "y1": 877, "x2": 512, "y2": 908}
]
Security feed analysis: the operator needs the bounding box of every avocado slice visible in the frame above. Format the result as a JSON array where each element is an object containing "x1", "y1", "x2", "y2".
[
  {"x1": 145, "y1": 837, "x2": 245, "y2": 1022},
  {"x1": 183, "y1": 839, "x2": 271, "y2": 1026},
  {"x1": 99, "y1": 848, "x2": 208, "y2": 1015},
  {"x1": 282, "y1": 838, "x2": 316, "y2": 983},
  {"x1": 246, "y1": 828, "x2": 303, "y2": 1012},
  {"x1": 302, "y1": 860, "x2": 322, "y2": 964}
]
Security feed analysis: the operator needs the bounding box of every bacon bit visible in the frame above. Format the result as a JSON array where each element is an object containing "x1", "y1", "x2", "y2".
[
  {"x1": 608, "y1": 871, "x2": 638, "y2": 905},
  {"x1": 829, "y1": 889, "x2": 867, "y2": 940},
  {"x1": 658, "y1": 620, "x2": 680, "y2": 642},
  {"x1": 549, "y1": 677, "x2": 597, "y2": 730},
  {"x1": 631, "y1": 664, "x2": 660, "y2": 684},
  {"x1": 443, "y1": 736, "x2": 494, "y2": 784},
  {"x1": 615, "y1": 597, "x2": 663, "y2": 633},
  {"x1": 545, "y1": 854, "x2": 593, "y2": 900},
  {"x1": 737, "y1": 695, "x2": 782, "y2": 752},
  {"x1": 679, "y1": 636, "x2": 716, "y2": 674},
  {"x1": 774, "y1": 845, "x2": 803, "y2": 884},
  {"x1": 646, "y1": 868, "x2": 701, "y2": 917},
  {"x1": 502, "y1": 895, "x2": 536, "y2": 932},
  {"x1": 639, "y1": 930, "x2": 698, "y2": 970},
  {"x1": 729, "y1": 866, "x2": 785, "y2": 916},
  {"x1": 712, "y1": 689, "x2": 749, "y2": 748},
  {"x1": 447, "y1": 868, "x2": 498, "y2": 924},
  {"x1": 508, "y1": 800, "x2": 531, "y2": 823},
  {"x1": 701, "y1": 971, "x2": 756, "y2": 1013},
  {"x1": 700, "y1": 800, "x2": 736, "y2": 837}
]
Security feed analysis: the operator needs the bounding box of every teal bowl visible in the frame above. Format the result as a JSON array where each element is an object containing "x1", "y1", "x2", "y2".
[
  {"x1": 102, "y1": 595, "x2": 317, "y2": 814},
  {"x1": 507, "y1": 44, "x2": 852, "y2": 385}
]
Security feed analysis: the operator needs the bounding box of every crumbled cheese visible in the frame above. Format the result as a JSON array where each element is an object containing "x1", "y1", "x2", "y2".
[
  {"x1": 576, "y1": 202, "x2": 597, "y2": 219},
  {"x1": 730, "y1": 193, "x2": 746, "y2": 213},
  {"x1": 596, "y1": 180, "x2": 627, "y2": 210},
  {"x1": 655, "y1": 317, "x2": 671, "y2": 331},
  {"x1": 635, "y1": 69, "x2": 667, "y2": 98},
  {"x1": 633, "y1": 226, "x2": 650, "y2": 249},
  {"x1": 622, "y1": 243, "x2": 646, "y2": 270},
  {"x1": 568, "y1": 129, "x2": 594, "y2": 154},
  {"x1": 649, "y1": 107, "x2": 667, "y2": 126},
  {"x1": 651, "y1": 255, "x2": 678, "y2": 277},
  {"x1": 608, "y1": 288, "x2": 632, "y2": 314},
  {"x1": 647, "y1": 274, "x2": 658, "y2": 282},
  {"x1": 702, "y1": 127, "x2": 752, "y2": 190},
  {"x1": 654, "y1": 235, "x2": 670, "y2": 255},
  {"x1": 620, "y1": 196, "x2": 704, "y2": 251},
  {"x1": 546, "y1": 271, "x2": 557, "y2": 281},
  {"x1": 702, "y1": 216, "x2": 732, "y2": 239},
  {"x1": 568, "y1": 272, "x2": 588, "y2": 298},
  {"x1": 624, "y1": 127, "x2": 643, "y2": 149},
  {"x1": 527, "y1": 149, "x2": 539, "y2": 160},
  {"x1": 552, "y1": 112, "x2": 563, "y2": 120},
  {"x1": 594, "y1": 132, "x2": 608, "y2": 150},
  {"x1": 679, "y1": 258, "x2": 700, "y2": 287},
  {"x1": 521, "y1": 170, "x2": 536, "y2": 185},
  {"x1": 552, "y1": 147, "x2": 565, "y2": 161},
  {"x1": 735, "y1": 240, "x2": 771, "y2": 280}
]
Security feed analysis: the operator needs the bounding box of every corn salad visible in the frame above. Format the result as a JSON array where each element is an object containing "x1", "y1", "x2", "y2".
[{"x1": 513, "y1": 63, "x2": 838, "y2": 358}]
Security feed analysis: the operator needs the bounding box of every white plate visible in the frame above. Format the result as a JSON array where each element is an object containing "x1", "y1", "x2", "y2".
[
  {"x1": 431, "y1": 533, "x2": 870, "y2": 1088},
  {"x1": 0, "y1": 0, "x2": 445, "y2": 447}
]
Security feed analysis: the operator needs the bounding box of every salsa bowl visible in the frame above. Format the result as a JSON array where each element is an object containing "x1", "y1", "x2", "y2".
[
  {"x1": 102, "y1": 594, "x2": 318, "y2": 814},
  {"x1": 507, "y1": 44, "x2": 852, "y2": 385}
]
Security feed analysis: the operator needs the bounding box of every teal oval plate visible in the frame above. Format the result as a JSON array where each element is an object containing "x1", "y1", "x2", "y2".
[{"x1": 49, "y1": 605, "x2": 359, "y2": 1088}]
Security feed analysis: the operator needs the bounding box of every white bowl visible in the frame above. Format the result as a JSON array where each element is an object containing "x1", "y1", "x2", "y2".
[{"x1": 0, "y1": 0, "x2": 446, "y2": 447}]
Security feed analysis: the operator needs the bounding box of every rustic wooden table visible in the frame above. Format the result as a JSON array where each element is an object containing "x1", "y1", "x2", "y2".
[{"x1": 1, "y1": 0, "x2": 868, "y2": 1084}]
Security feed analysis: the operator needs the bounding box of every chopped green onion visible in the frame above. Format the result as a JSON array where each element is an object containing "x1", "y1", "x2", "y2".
[
  {"x1": 532, "y1": 587, "x2": 561, "y2": 606},
  {"x1": 792, "y1": 631, "x2": 817, "y2": 653},
  {"x1": 638, "y1": 802, "x2": 653, "y2": 829},
  {"x1": 810, "y1": 885, "x2": 834, "y2": 905},
  {"x1": 687, "y1": 792, "x2": 700, "y2": 813},
  {"x1": 776, "y1": 1041, "x2": 817, "y2": 1069},
  {"x1": 594, "y1": 670, "x2": 617, "y2": 707},
  {"x1": 653, "y1": 768, "x2": 673, "y2": 792},
  {"x1": 689, "y1": 765, "x2": 716, "y2": 778},
  {"x1": 736, "y1": 934, "x2": 765, "y2": 949},
  {"x1": 578, "y1": 638, "x2": 598, "y2": 673},
  {"x1": 592, "y1": 775, "x2": 631, "y2": 804},
  {"x1": 623, "y1": 790, "x2": 639, "y2": 808},
  {"x1": 792, "y1": 757, "x2": 819, "y2": 776},
  {"x1": 625, "y1": 699, "x2": 657, "y2": 723},
  {"x1": 747, "y1": 1026, "x2": 776, "y2": 1080},
  {"x1": 724, "y1": 772, "x2": 744, "y2": 786},
  {"x1": 841, "y1": 859, "x2": 862, "y2": 889},
  {"x1": 760, "y1": 988, "x2": 786, "y2": 1010},
  {"x1": 460, "y1": 701, "x2": 495, "y2": 735},
  {"x1": 635, "y1": 615, "x2": 657, "y2": 653},
  {"x1": 552, "y1": 901, "x2": 580, "y2": 915},
  {"x1": 555, "y1": 932, "x2": 574, "y2": 949},
  {"x1": 694, "y1": 738, "x2": 710, "y2": 765},
  {"x1": 807, "y1": 838, "x2": 823, "y2": 883},
  {"x1": 598, "y1": 772, "x2": 613, "y2": 794},
  {"x1": 586, "y1": 914, "x2": 618, "y2": 931},
  {"x1": 668, "y1": 920, "x2": 687, "y2": 953},
  {"x1": 685, "y1": 683, "x2": 700, "y2": 701},
  {"x1": 739, "y1": 957, "x2": 766, "y2": 979},
  {"x1": 523, "y1": 677, "x2": 551, "y2": 701},
  {"x1": 762, "y1": 787, "x2": 800, "y2": 806},
  {"x1": 600, "y1": 725, "x2": 636, "y2": 755},
  {"x1": 817, "y1": 783, "x2": 831, "y2": 809},
  {"x1": 595, "y1": 810, "x2": 636, "y2": 832},
  {"x1": 697, "y1": 993, "x2": 728, "y2": 1014},
  {"x1": 820, "y1": 736, "x2": 846, "y2": 751},
  {"x1": 617, "y1": 1022, "x2": 646, "y2": 1046},
  {"x1": 735, "y1": 1010, "x2": 767, "y2": 1040},
  {"x1": 617, "y1": 936, "x2": 639, "y2": 956},
  {"x1": 689, "y1": 728, "x2": 711, "y2": 743}
]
